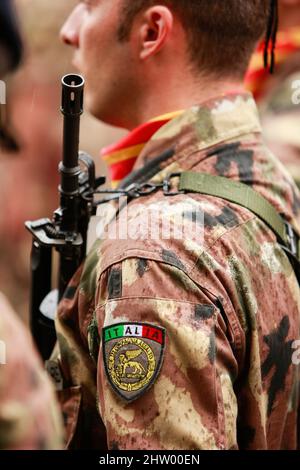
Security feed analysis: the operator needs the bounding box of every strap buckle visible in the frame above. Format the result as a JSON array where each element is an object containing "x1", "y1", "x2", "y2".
[
  {"x1": 126, "y1": 182, "x2": 163, "y2": 198},
  {"x1": 285, "y1": 221, "x2": 299, "y2": 258},
  {"x1": 125, "y1": 173, "x2": 185, "y2": 198},
  {"x1": 163, "y1": 173, "x2": 185, "y2": 196}
]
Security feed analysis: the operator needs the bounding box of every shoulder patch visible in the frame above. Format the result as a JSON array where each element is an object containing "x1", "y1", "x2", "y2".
[{"x1": 102, "y1": 322, "x2": 166, "y2": 402}]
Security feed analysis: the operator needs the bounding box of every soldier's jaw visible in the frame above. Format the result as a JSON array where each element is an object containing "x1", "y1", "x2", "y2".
[{"x1": 71, "y1": 56, "x2": 81, "y2": 73}]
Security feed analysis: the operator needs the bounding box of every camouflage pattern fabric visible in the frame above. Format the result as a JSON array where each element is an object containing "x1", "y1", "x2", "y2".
[
  {"x1": 54, "y1": 92, "x2": 300, "y2": 450},
  {"x1": 258, "y1": 51, "x2": 300, "y2": 187},
  {"x1": 0, "y1": 293, "x2": 63, "y2": 449}
]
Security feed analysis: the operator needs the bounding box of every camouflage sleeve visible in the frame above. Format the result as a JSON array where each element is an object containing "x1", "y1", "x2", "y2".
[
  {"x1": 0, "y1": 293, "x2": 63, "y2": 449},
  {"x1": 93, "y1": 258, "x2": 238, "y2": 450},
  {"x1": 54, "y1": 266, "x2": 108, "y2": 449}
]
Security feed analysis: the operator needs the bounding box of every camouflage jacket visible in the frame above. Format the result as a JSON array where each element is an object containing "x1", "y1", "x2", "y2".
[
  {"x1": 55, "y1": 92, "x2": 300, "y2": 450},
  {"x1": 258, "y1": 51, "x2": 300, "y2": 186},
  {"x1": 0, "y1": 293, "x2": 63, "y2": 449}
]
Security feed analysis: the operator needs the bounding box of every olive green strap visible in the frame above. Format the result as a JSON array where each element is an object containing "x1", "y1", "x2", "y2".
[{"x1": 179, "y1": 171, "x2": 294, "y2": 251}]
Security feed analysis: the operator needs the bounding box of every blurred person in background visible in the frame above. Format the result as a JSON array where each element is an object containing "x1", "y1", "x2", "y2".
[
  {"x1": 0, "y1": 0, "x2": 120, "y2": 321},
  {"x1": 0, "y1": 0, "x2": 63, "y2": 450},
  {"x1": 246, "y1": 0, "x2": 300, "y2": 187}
]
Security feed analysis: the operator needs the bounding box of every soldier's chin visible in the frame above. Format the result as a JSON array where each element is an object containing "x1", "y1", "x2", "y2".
[
  {"x1": 84, "y1": 92, "x2": 99, "y2": 118},
  {"x1": 84, "y1": 93, "x2": 120, "y2": 126},
  {"x1": 87, "y1": 104, "x2": 115, "y2": 127}
]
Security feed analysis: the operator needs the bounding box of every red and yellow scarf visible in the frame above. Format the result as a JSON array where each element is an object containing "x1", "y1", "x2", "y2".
[
  {"x1": 101, "y1": 111, "x2": 183, "y2": 188},
  {"x1": 245, "y1": 27, "x2": 300, "y2": 100}
]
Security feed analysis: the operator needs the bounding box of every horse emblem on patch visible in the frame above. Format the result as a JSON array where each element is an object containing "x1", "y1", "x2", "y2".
[{"x1": 102, "y1": 322, "x2": 166, "y2": 402}]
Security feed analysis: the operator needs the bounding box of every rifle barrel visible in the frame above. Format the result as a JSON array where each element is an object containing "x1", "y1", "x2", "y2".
[{"x1": 59, "y1": 74, "x2": 84, "y2": 233}]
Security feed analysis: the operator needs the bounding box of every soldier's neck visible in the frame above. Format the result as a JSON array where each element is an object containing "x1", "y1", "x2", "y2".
[{"x1": 124, "y1": 77, "x2": 245, "y2": 131}]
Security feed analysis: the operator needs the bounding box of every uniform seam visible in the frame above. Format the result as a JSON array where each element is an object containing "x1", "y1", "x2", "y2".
[
  {"x1": 189, "y1": 216, "x2": 263, "y2": 357},
  {"x1": 177, "y1": 127, "x2": 261, "y2": 165},
  {"x1": 96, "y1": 215, "x2": 257, "y2": 279},
  {"x1": 187, "y1": 215, "x2": 258, "y2": 277},
  {"x1": 95, "y1": 295, "x2": 217, "y2": 311}
]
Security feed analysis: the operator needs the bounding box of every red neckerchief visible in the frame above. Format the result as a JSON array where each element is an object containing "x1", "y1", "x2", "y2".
[{"x1": 100, "y1": 111, "x2": 183, "y2": 188}]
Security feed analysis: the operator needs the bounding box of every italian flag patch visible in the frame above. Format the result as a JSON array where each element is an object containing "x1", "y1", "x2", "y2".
[{"x1": 103, "y1": 322, "x2": 166, "y2": 402}]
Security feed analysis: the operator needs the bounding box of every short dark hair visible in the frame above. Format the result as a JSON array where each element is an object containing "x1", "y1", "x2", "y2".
[{"x1": 118, "y1": 0, "x2": 270, "y2": 78}]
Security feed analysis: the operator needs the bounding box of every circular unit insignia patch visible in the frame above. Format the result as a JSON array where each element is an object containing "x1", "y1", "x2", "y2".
[{"x1": 103, "y1": 322, "x2": 166, "y2": 402}]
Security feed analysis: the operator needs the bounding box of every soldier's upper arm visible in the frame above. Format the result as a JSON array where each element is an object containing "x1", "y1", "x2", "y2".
[{"x1": 91, "y1": 257, "x2": 239, "y2": 450}]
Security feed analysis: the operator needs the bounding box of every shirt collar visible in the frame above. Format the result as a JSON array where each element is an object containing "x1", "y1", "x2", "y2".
[
  {"x1": 130, "y1": 91, "x2": 261, "y2": 185},
  {"x1": 100, "y1": 111, "x2": 183, "y2": 188}
]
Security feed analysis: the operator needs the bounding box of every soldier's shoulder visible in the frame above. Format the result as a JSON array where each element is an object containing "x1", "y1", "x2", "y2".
[{"x1": 96, "y1": 190, "x2": 260, "y2": 279}]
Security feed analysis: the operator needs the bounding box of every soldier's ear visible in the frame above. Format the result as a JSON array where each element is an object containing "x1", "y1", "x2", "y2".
[{"x1": 138, "y1": 6, "x2": 174, "y2": 60}]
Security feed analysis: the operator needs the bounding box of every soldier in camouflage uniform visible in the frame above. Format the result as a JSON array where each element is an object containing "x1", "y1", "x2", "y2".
[
  {"x1": 56, "y1": 0, "x2": 300, "y2": 449},
  {"x1": 246, "y1": 0, "x2": 300, "y2": 186},
  {"x1": 0, "y1": 0, "x2": 63, "y2": 450},
  {"x1": 0, "y1": 294, "x2": 63, "y2": 449}
]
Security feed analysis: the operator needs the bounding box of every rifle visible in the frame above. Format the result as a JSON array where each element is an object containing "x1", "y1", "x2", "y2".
[{"x1": 25, "y1": 74, "x2": 105, "y2": 360}]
